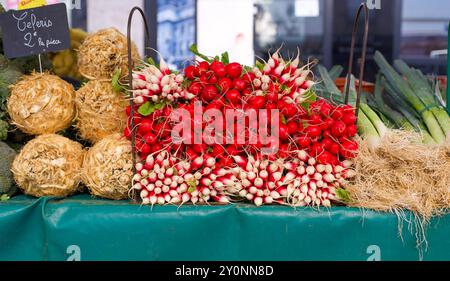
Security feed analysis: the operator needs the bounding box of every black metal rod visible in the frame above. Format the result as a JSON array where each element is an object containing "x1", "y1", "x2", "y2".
[
  {"x1": 127, "y1": 6, "x2": 151, "y2": 201},
  {"x1": 143, "y1": 0, "x2": 158, "y2": 60},
  {"x1": 344, "y1": 3, "x2": 370, "y2": 117}
]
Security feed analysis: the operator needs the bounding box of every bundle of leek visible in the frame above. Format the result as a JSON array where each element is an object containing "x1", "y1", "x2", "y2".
[{"x1": 373, "y1": 51, "x2": 450, "y2": 144}]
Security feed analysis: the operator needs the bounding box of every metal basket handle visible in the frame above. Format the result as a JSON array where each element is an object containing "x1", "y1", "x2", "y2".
[
  {"x1": 344, "y1": 2, "x2": 370, "y2": 117},
  {"x1": 127, "y1": 6, "x2": 152, "y2": 201}
]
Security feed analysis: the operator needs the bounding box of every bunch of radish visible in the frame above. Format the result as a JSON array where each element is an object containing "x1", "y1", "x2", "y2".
[
  {"x1": 226, "y1": 152, "x2": 355, "y2": 207},
  {"x1": 250, "y1": 48, "x2": 315, "y2": 105},
  {"x1": 132, "y1": 59, "x2": 195, "y2": 105},
  {"x1": 124, "y1": 105, "x2": 173, "y2": 160},
  {"x1": 125, "y1": 46, "x2": 360, "y2": 207},
  {"x1": 179, "y1": 49, "x2": 319, "y2": 163},
  {"x1": 132, "y1": 151, "x2": 231, "y2": 205},
  {"x1": 298, "y1": 99, "x2": 359, "y2": 165}
]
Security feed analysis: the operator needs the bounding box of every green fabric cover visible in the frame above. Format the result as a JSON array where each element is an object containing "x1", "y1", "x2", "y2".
[{"x1": 0, "y1": 195, "x2": 449, "y2": 261}]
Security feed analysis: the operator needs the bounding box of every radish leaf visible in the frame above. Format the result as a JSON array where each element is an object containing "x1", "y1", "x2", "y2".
[
  {"x1": 244, "y1": 66, "x2": 253, "y2": 73},
  {"x1": 112, "y1": 68, "x2": 124, "y2": 93},
  {"x1": 336, "y1": 188, "x2": 351, "y2": 203},
  {"x1": 300, "y1": 89, "x2": 317, "y2": 111},
  {"x1": 187, "y1": 180, "x2": 197, "y2": 194},
  {"x1": 221, "y1": 52, "x2": 229, "y2": 65},
  {"x1": 138, "y1": 101, "x2": 165, "y2": 117},
  {"x1": 256, "y1": 61, "x2": 264, "y2": 71},
  {"x1": 138, "y1": 102, "x2": 153, "y2": 116},
  {"x1": 147, "y1": 57, "x2": 156, "y2": 66},
  {"x1": 189, "y1": 44, "x2": 213, "y2": 63}
]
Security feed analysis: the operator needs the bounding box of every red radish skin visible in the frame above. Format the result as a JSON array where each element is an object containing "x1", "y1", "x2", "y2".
[
  {"x1": 297, "y1": 137, "x2": 311, "y2": 149},
  {"x1": 226, "y1": 63, "x2": 243, "y2": 79},
  {"x1": 340, "y1": 140, "x2": 359, "y2": 159},
  {"x1": 225, "y1": 89, "x2": 242, "y2": 105},
  {"x1": 218, "y1": 78, "x2": 233, "y2": 92},
  {"x1": 346, "y1": 125, "x2": 358, "y2": 137},
  {"x1": 331, "y1": 121, "x2": 347, "y2": 138},
  {"x1": 305, "y1": 126, "x2": 321, "y2": 138},
  {"x1": 342, "y1": 113, "x2": 357, "y2": 125}
]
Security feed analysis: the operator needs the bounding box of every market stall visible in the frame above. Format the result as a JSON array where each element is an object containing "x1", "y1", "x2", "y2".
[{"x1": 0, "y1": 2, "x2": 449, "y2": 262}]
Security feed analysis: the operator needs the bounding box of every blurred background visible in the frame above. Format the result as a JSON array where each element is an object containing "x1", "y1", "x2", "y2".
[{"x1": 1, "y1": 0, "x2": 448, "y2": 81}]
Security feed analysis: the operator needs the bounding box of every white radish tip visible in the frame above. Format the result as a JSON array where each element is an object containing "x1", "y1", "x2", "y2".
[
  {"x1": 308, "y1": 158, "x2": 316, "y2": 166},
  {"x1": 270, "y1": 191, "x2": 281, "y2": 200},
  {"x1": 265, "y1": 197, "x2": 274, "y2": 204},
  {"x1": 304, "y1": 196, "x2": 312, "y2": 205},
  {"x1": 217, "y1": 196, "x2": 230, "y2": 204},
  {"x1": 254, "y1": 197, "x2": 264, "y2": 207},
  {"x1": 135, "y1": 163, "x2": 143, "y2": 171},
  {"x1": 132, "y1": 174, "x2": 142, "y2": 183}
]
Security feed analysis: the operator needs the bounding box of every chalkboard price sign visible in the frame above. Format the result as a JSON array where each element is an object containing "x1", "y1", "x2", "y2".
[{"x1": 0, "y1": 3, "x2": 70, "y2": 59}]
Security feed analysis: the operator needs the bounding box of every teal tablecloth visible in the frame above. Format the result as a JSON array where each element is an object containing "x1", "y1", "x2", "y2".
[{"x1": 0, "y1": 195, "x2": 449, "y2": 261}]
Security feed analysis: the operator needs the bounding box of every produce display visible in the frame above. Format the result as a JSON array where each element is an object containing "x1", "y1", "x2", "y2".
[
  {"x1": 1, "y1": 32, "x2": 447, "y2": 219},
  {"x1": 11, "y1": 134, "x2": 84, "y2": 198},
  {"x1": 0, "y1": 32, "x2": 448, "y2": 221},
  {"x1": 1, "y1": 2, "x2": 450, "y2": 264},
  {"x1": 82, "y1": 134, "x2": 133, "y2": 200},
  {"x1": 0, "y1": 1, "x2": 447, "y2": 233}
]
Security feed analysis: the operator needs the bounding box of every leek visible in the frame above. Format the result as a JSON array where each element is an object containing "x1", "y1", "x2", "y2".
[
  {"x1": 383, "y1": 82, "x2": 420, "y2": 119},
  {"x1": 394, "y1": 60, "x2": 450, "y2": 138},
  {"x1": 371, "y1": 75, "x2": 415, "y2": 130},
  {"x1": 318, "y1": 65, "x2": 342, "y2": 95},
  {"x1": 374, "y1": 51, "x2": 446, "y2": 144},
  {"x1": 328, "y1": 65, "x2": 344, "y2": 81},
  {"x1": 358, "y1": 109, "x2": 382, "y2": 150},
  {"x1": 360, "y1": 103, "x2": 387, "y2": 138}
]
